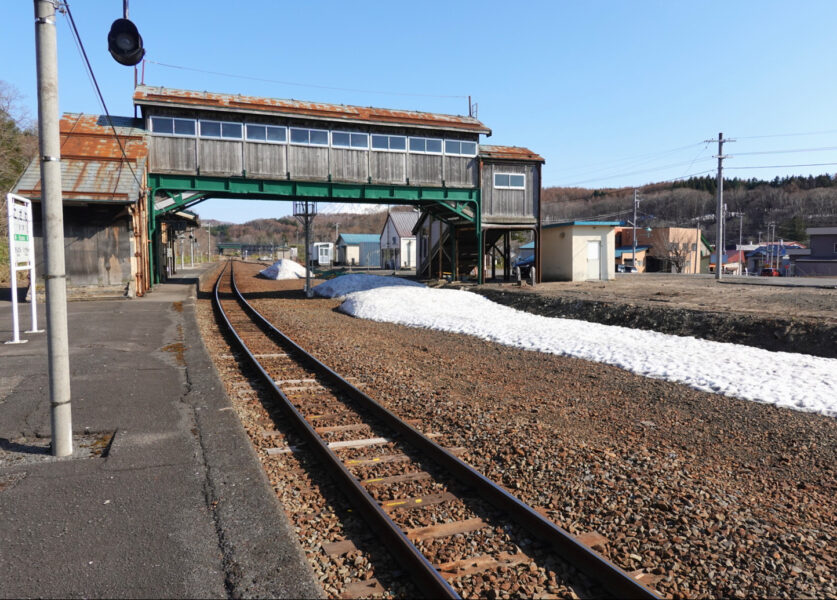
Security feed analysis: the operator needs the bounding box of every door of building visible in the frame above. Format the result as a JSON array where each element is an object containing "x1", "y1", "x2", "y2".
[{"x1": 586, "y1": 240, "x2": 601, "y2": 280}]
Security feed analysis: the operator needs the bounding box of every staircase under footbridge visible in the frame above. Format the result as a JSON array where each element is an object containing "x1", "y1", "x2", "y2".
[{"x1": 147, "y1": 172, "x2": 482, "y2": 284}]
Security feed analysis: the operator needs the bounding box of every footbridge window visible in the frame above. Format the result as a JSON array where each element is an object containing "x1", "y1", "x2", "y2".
[
  {"x1": 409, "y1": 136, "x2": 443, "y2": 154},
  {"x1": 290, "y1": 127, "x2": 329, "y2": 146},
  {"x1": 331, "y1": 131, "x2": 369, "y2": 149},
  {"x1": 494, "y1": 173, "x2": 525, "y2": 189},
  {"x1": 245, "y1": 124, "x2": 287, "y2": 143},
  {"x1": 444, "y1": 140, "x2": 478, "y2": 156},
  {"x1": 199, "y1": 120, "x2": 243, "y2": 139},
  {"x1": 371, "y1": 134, "x2": 407, "y2": 152},
  {"x1": 150, "y1": 116, "x2": 196, "y2": 136}
]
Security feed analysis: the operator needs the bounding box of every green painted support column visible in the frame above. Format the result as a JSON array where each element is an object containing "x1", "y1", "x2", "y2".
[
  {"x1": 147, "y1": 186, "x2": 157, "y2": 285},
  {"x1": 476, "y1": 201, "x2": 484, "y2": 284}
]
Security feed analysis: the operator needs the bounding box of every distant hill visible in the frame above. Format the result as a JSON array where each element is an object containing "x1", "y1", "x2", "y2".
[
  {"x1": 210, "y1": 207, "x2": 415, "y2": 247},
  {"x1": 543, "y1": 174, "x2": 837, "y2": 246}
]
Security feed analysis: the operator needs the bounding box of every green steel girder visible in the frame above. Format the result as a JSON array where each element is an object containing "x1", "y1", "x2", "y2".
[
  {"x1": 146, "y1": 172, "x2": 484, "y2": 284},
  {"x1": 147, "y1": 173, "x2": 479, "y2": 215}
]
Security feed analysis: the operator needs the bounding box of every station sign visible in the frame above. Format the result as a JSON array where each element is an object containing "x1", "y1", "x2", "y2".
[{"x1": 5, "y1": 193, "x2": 42, "y2": 343}]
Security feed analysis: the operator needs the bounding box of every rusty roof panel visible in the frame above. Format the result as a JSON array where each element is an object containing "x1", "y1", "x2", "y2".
[
  {"x1": 478, "y1": 145, "x2": 544, "y2": 162},
  {"x1": 133, "y1": 85, "x2": 491, "y2": 134},
  {"x1": 12, "y1": 113, "x2": 148, "y2": 203}
]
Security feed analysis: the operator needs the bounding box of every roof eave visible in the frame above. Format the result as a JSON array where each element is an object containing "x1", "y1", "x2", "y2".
[{"x1": 134, "y1": 97, "x2": 492, "y2": 135}]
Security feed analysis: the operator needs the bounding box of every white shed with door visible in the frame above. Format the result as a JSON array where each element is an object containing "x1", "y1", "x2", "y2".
[
  {"x1": 541, "y1": 221, "x2": 620, "y2": 281},
  {"x1": 380, "y1": 211, "x2": 419, "y2": 269}
]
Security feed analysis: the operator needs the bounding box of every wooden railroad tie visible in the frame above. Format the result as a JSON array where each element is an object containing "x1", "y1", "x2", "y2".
[{"x1": 381, "y1": 491, "x2": 456, "y2": 512}]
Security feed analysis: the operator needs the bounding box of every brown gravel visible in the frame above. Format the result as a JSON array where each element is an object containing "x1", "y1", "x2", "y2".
[{"x1": 197, "y1": 261, "x2": 837, "y2": 599}]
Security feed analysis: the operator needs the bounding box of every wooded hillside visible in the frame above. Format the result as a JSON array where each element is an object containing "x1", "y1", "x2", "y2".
[{"x1": 543, "y1": 175, "x2": 837, "y2": 245}]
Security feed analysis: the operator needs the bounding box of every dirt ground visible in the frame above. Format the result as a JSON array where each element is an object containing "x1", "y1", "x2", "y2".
[{"x1": 480, "y1": 274, "x2": 837, "y2": 322}]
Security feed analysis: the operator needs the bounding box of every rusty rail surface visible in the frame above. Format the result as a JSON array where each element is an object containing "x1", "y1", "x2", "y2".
[{"x1": 213, "y1": 261, "x2": 660, "y2": 600}]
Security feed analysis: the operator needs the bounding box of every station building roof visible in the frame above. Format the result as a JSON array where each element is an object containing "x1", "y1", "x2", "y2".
[
  {"x1": 13, "y1": 113, "x2": 148, "y2": 205},
  {"x1": 543, "y1": 220, "x2": 622, "y2": 229},
  {"x1": 133, "y1": 85, "x2": 491, "y2": 135},
  {"x1": 338, "y1": 233, "x2": 380, "y2": 245},
  {"x1": 478, "y1": 145, "x2": 544, "y2": 163},
  {"x1": 386, "y1": 211, "x2": 420, "y2": 238}
]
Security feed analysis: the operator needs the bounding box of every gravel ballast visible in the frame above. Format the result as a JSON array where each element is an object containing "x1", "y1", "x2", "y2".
[{"x1": 197, "y1": 262, "x2": 836, "y2": 599}]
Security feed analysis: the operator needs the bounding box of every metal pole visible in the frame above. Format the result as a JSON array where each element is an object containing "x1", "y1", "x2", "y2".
[
  {"x1": 715, "y1": 133, "x2": 725, "y2": 280},
  {"x1": 304, "y1": 203, "x2": 312, "y2": 297},
  {"x1": 632, "y1": 189, "x2": 638, "y2": 271},
  {"x1": 34, "y1": 0, "x2": 73, "y2": 457},
  {"x1": 190, "y1": 235, "x2": 194, "y2": 267}
]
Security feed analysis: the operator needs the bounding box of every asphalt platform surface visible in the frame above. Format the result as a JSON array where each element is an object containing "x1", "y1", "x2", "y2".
[{"x1": 0, "y1": 265, "x2": 322, "y2": 599}]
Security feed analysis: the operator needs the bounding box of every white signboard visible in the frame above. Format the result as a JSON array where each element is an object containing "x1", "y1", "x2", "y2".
[{"x1": 5, "y1": 193, "x2": 42, "y2": 343}]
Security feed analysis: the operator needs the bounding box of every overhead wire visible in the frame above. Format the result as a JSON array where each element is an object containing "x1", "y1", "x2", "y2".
[
  {"x1": 145, "y1": 60, "x2": 469, "y2": 100},
  {"x1": 62, "y1": 2, "x2": 142, "y2": 189}
]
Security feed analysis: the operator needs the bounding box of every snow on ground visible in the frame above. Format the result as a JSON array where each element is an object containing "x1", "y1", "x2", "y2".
[
  {"x1": 259, "y1": 259, "x2": 308, "y2": 280},
  {"x1": 337, "y1": 285, "x2": 837, "y2": 418},
  {"x1": 312, "y1": 273, "x2": 425, "y2": 298}
]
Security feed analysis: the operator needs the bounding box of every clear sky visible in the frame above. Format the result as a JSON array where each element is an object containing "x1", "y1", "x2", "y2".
[{"x1": 3, "y1": 0, "x2": 837, "y2": 223}]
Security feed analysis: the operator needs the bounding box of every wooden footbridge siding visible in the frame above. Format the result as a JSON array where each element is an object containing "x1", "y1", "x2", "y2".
[
  {"x1": 135, "y1": 85, "x2": 545, "y2": 285},
  {"x1": 216, "y1": 262, "x2": 660, "y2": 600}
]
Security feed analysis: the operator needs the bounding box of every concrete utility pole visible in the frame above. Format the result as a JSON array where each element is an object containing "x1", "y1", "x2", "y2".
[
  {"x1": 632, "y1": 189, "x2": 639, "y2": 270},
  {"x1": 34, "y1": 0, "x2": 73, "y2": 457},
  {"x1": 706, "y1": 132, "x2": 734, "y2": 280}
]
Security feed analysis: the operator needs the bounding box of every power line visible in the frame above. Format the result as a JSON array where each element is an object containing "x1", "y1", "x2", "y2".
[
  {"x1": 564, "y1": 157, "x2": 715, "y2": 186},
  {"x1": 726, "y1": 161, "x2": 837, "y2": 170},
  {"x1": 736, "y1": 128, "x2": 837, "y2": 140},
  {"x1": 63, "y1": 3, "x2": 142, "y2": 190},
  {"x1": 554, "y1": 141, "x2": 705, "y2": 179},
  {"x1": 732, "y1": 145, "x2": 837, "y2": 156},
  {"x1": 145, "y1": 60, "x2": 469, "y2": 100}
]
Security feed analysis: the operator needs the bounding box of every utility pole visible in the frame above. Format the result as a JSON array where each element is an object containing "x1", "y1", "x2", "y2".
[
  {"x1": 34, "y1": 0, "x2": 73, "y2": 457},
  {"x1": 706, "y1": 132, "x2": 734, "y2": 280},
  {"x1": 632, "y1": 189, "x2": 639, "y2": 271}
]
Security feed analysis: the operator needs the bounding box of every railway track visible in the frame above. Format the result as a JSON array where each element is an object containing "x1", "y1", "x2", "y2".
[{"x1": 213, "y1": 261, "x2": 660, "y2": 599}]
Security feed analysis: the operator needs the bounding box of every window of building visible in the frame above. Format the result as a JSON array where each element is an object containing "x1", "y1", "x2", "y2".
[
  {"x1": 371, "y1": 134, "x2": 407, "y2": 151},
  {"x1": 332, "y1": 131, "x2": 369, "y2": 149},
  {"x1": 199, "y1": 120, "x2": 242, "y2": 139},
  {"x1": 150, "y1": 117, "x2": 196, "y2": 136},
  {"x1": 444, "y1": 140, "x2": 477, "y2": 156},
  {"x1": 245, "y1": 124, "x2": 287, "y2": 143},
  {"x1": 833, "y1": 242, "x2": 837, "y2": 253},
  {"x1": 494, "y1": 173, "x2": 526, "y2": 189},
  {"x1": 290, "y1": 127, "x2": 329, "y2": 146},
  {"x1": 409, "y1": 137, "x2": 443, "y2": 154}
]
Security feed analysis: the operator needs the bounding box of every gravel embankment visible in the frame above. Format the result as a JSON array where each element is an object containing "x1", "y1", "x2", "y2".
[{"x1": 197, "y1": 262, "x2": 837, "y2": 599}]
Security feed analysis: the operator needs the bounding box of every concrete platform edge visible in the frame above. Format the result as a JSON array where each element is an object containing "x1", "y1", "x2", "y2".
[{"x1": 180, "y1": 265, "x2": 323, "y2": 599}]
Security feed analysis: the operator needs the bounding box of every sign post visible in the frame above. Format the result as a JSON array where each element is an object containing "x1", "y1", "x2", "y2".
[{"x1": 6, "y1": 193, "x2": 43, "y2": 344}]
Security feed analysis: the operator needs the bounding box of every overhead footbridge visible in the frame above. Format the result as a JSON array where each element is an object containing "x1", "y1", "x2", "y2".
[{"x1": 134, "y1": 86, "x2": 543, "y2": 284}]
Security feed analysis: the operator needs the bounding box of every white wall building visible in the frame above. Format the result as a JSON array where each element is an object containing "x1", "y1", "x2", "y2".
[
  {"x1": 380, "y1": 211, "x2": 419, "y2": 269},
  {"x1": 541, "y1": 221, "x2": 620, "y2": 281}
]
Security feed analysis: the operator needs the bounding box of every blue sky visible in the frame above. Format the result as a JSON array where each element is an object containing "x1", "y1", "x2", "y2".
[{"x1": 3, "y1": 0, "x2": 837, "y2": 223}]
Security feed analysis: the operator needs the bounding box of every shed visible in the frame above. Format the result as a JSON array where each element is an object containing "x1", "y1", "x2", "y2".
[
  {"x1": 12, "y1": 113, "x2": 150, "y2": 296},
  {"x1": 541, "y1": 221, "x2": 621, "y2": 281},
  {"x1": 380, "y1": 211, "x2": 419, "y2": 269},
  {"x1": 336, "y1": 234, "x2": 380, "y2": 267}
]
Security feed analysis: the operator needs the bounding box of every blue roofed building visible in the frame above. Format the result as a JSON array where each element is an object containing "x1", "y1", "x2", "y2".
[{"x1": 336, "y1": 233, "x2": 381, "y2": 267}]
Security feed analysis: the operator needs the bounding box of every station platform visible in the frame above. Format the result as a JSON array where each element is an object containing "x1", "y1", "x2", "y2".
[{"x1": 0, "y1": 266, "x2": 322, "y2": 598}]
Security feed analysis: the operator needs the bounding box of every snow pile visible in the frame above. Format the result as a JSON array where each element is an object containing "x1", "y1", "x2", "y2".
[
  {"x1": 338, "y1": 286, "x2": 837, "y2": 417},
  {"x1": 259, "y1": 259, "x2": 308, "y2": 280},
  {"x1": 312, "y1": 273, "x2": 424, "y2": 298}
]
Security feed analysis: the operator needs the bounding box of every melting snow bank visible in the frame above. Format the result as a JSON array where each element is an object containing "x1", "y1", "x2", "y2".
[
  {"x1": 313, "y1": 273, "x2": 425, "y2": 298},
  {"x1": 259, "y1": 259, "x2": 308, "y2": 280},
  {"x1": 339, "y1": 286, "x2": 837, "y2": 418}
]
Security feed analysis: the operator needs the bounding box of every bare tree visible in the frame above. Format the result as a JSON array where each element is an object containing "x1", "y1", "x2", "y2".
[{"x1": 651, "y1": 241, "x2": 691, "y2": 273}]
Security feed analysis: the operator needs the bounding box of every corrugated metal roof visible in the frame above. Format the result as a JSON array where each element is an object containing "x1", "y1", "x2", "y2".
[
  {"x1": 134, "y1": 86, "x2": 491, "y2": 135},
  {"x1": 338, "y1": 233, "x2": 380, "y2": 245},
  {"x1": 479, "y1": 145, "x2": 544, "y2": 162},
  {"x1": 13, "y1": 113, "x2": 148, "y2": 204},
  {"x1": 544, "y1": 220, "x2": 622, "y2": 229},
  {"x1": 387, "y1": 211, "x2": 419, "y2": 238}
]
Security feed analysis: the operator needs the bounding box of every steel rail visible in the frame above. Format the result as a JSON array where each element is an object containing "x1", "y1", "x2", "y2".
[
  {"x1": 221, "y1": 261, "x2": 661, "y2": 599},
  {"x1": 213, "y1": 262, "x2": 459, "y2": 599}
]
